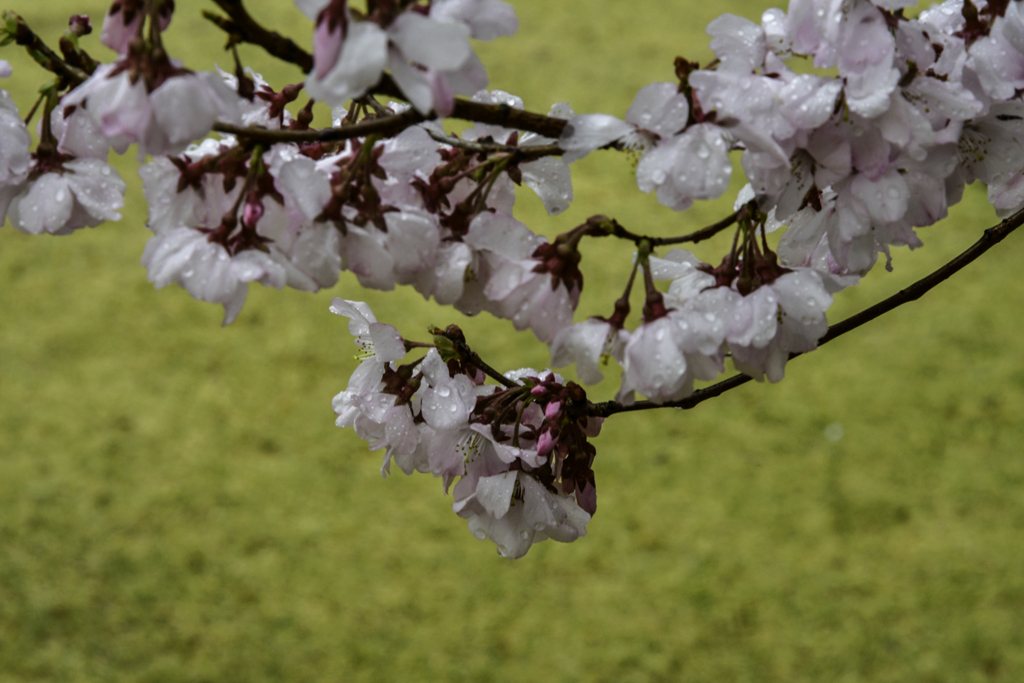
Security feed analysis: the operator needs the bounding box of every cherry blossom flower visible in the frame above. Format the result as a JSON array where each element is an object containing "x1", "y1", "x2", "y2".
[
  {"x1": 3, "y1": 157, "x2": 126, "y2": 236},
  {"x1": 100, "y1": 0, "x2": 172, "y2": 55},
  {"x1": 454, "y1": 470, "x2": 590, "y2": 559},
  {"x1": 550, "y1": 318, "x2": 629, "y2": 385},
  {"x1": 140, "y1": 226, "x2": 302, "y2": 325},
  {"x1": 62, "y1": 61, "x2": 240, "y2": 157},
  {"x1": 302, "y1": 0, "x2": 516, "y2": 115},
  {"x1": 0, "y1": 90, "x2": 31, "y2": 185}
]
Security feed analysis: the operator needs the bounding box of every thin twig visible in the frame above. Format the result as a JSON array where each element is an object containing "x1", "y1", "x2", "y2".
[
  {"x1": 425, "y1": 128, "x2": 562, "y2": 160},
  {"x1": 650, "y1": 210, "x2": 741, "y2": 246},
  {"x1": 205, "y1": 0, "x2": 314, "y2": 72},
  {"x1": 607, "y1": 211, "x2": 742, "y2": 247},
  {"x1": 589, "y1": 206, "x2": 1024, "y2": 418},
  {"x1": 4, "y1": 12, "x2": 89, "y2": 86},
  {"x1": 466, "y1": 351, "x2": 519, "y2": 389}
]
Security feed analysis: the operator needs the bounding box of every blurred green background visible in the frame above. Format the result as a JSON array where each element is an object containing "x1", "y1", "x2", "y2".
[{"x1": 2, "y1": 1, "x2": 1024, "y2": 681}]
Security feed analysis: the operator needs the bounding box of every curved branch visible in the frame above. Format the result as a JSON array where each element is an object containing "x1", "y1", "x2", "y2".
[
  {"x1": 589, "y1": 206, "x2": 1024, "y2": 418},
  {"x1": 651, "y1": 210, "x2": 741, "y2": 246},
  {"x1": 607, "y1": 211, "x2": 742, "y2": 247},
  {"x1": 206, "y1": 0, "x2": 314, "y2": 72}
]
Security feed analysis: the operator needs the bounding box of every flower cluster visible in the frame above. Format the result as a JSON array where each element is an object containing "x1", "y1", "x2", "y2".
[
  {"x1": 5, "y1": 0, "x2": 1024, "y2": 555},
  {"x1": 331, "y1": 299, "x2": 598, "y2": 558},
  {"x1": 560, "y1": 0, "x2": 1024, "y2": 277},
  {"x1": 134, "y1": 89, "x2": 574, "y2": 327}
]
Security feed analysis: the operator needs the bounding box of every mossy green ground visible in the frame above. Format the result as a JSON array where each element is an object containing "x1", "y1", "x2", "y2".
[{"x1": 2, "y1": 1, "x2": 1024, "y2": 681}]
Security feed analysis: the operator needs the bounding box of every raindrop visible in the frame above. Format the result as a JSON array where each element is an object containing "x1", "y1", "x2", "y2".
[{"x1": 824, "y1": 422, "x2": 844, "y2": 442}]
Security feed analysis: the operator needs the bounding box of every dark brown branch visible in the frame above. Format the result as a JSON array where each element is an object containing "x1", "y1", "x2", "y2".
[
  {"x1": 650, "y1": 210, "x2": 740, "y2": 246},
  {"x1": 213, "y1": 107, "x2": 427, "y2": 142},
  {"x1": 424, "y1": 128, "x2": 562, "y2": 161},
  {"x1": 450, "y1": 100, "x2": 567, "y2": 139},
  {"x1": 589, "y1": 205, "x2": 1024, "y2": 418},
  {"x1": 432, "y1": 326, "x2": 519, "y2": 388},
  {"x1": 606, "y1": 210, "x2": 742, "y2": 247},
  {"x1": 371, "y1": 74, "x2": 569, "y2": 139},
  {"x1": 205, "y1": 0, "x2": 314, "y2": 72},
  {"x1": 213, "y1": 101, "x2": 568, "y2": 149}
]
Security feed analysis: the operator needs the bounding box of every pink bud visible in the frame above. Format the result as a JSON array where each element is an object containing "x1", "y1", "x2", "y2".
[
  {"x1": 313, "y1": 0, "x2": 348, "y2": 80},
  {"x1": 530, "y1": 385, "x2": 547, "y2": 397},
  {"x1": 544, "y1": 401, "x2": 561, "y2": 420},
  {"x1": 242, "y1": 197, "x2": 263, "y2": 228},
  {"x1": 537, "y1": 430, "x2": 555, "y2": 456}
]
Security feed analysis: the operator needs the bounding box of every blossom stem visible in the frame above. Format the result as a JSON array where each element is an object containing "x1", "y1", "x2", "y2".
[
  {"x1": 204, "y1": 1, "x2": 314, "y2": 72},
  {"x1": 589, "y1": 207, "x2": 1024, "y2": 418},
  {"x1": 431, "y1": 326, "x2": 519, "y2": 388}
]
